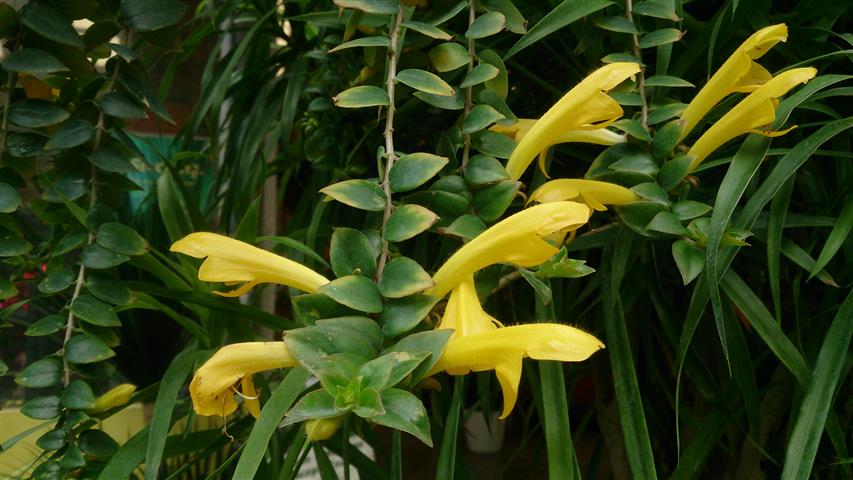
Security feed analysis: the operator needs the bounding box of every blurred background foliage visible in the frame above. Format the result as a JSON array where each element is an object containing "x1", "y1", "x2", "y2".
[{"x1": 1, "y1": 0, "x2": 851, "y2": 479}]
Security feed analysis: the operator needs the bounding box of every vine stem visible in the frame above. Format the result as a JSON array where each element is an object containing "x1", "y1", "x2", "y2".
[
  {"x1": 460, "y1": 0, "x2": 476, "y2": 171},
  {"x1": 626, "y1": 0, "x2": 649, "y2": 130},
  {"x1": 376, "y1": 6, "x2": 405, "y2": 281},
  {"x1": 0, "y1": 71, "x2": 16, "y2": 155}
]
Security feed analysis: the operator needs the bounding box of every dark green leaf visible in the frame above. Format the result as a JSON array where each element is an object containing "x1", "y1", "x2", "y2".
[
  {"x1": 384, "y1": 204, "x2": 438, "y2": 242},
  {"x1": 38, "y1": 269, "x2": 75, "y2": 294},
  {"x1": 320, "y1": 179, "x2": 386, "y2": 211},
  {"x1": 65, "y1": 334, "x2": 115, "y2": 364},
  {"x1": 478, "y1": 50, "x2": 509, "y2": 99},
  {"x1": 0, "y1": 48, "x2": 66, "y2": 74},
  {"x1": 54, "y1": 231, "x2": 87, "y2": 256},
  {"x1": 26, "y1": 314, "x2": 66, "y2": 336},
  {"x1": 672, "y1": 201, "x2": 712, "y2": 221},
  {"x1": 100, "y1": 92, "x2": 147, "y2": 119},
  {"x1": 8, "y1": 99, "x2": 69, "y2": 128},
  {"x1": 0, "y1": 182, "x2": 21, "y2": 213},
  {"x1": 333, "y1": 86, "x2": 390, "y2": 108},
  {"x1": 120, "y1": 0, "x2": 187, "y2": 31},
  {"x1": 638, "y1": 28, "x2": 682, "y2": 48},
  {"x1": 440, "y1": 213, "x2": 486, "y2": 242},
  {"x1": 6, "y1": 132, "x2": 47, "y2": 157},
  {"x1": 86, "y1": 273, "x2": 132, "y2": 305},
  {"x1": 466, "y1": 11, "x2": 505, "y2": 39},
  {"x1": 86, "y1": 204, "x2": 118, "y2": 230},
  {"x1": 89, "y1": 147, "x2": 137, "y2": 174},
  {"x1": 330, "y1": 227, "x2": 377, "y2": 278},
  {"x1": 645, "y1": 75, "x2": 694, "y2": 88},
  {"x1": 334, "y1": 0, "x2": 399, "y2": 14},
  {"x1": 519, "y1": 268, "x2": 552, "y2": 304},
  {"x1": 20, "y1": 2, "x2": 83, "y2": 47},
  {"x1": 22, "y1": 395, "x2": 61, "y2": 419},
  {"x1": 535, "y1": 248, "x2": 595, "y2": 279},
  {"x1": 318, "y1": 276, "x2": 383, "y2": 313},
  {"x1": 672, "y1": 240, "x2": 704, "y2": 285},
  {"x1": 60, "y1": 444, "x2": 86, "y2": 469},
  {"x1": 0, "y1": 3, "x2": 17, "y2": 38},
  {"x1": 462, "y1": 104, "x2": 505, "y2": 134},
  {"x1": 370, "y1": 389, "x2": 432, "y2": 446},
  {"x1": 645, "y1": 211, "x2": 687, "y2": 235},
  {"x1": 45, "y1": 120, "x2": 94, "y2": 150},
  {"x1": 471, "y1": 130, "x2": 515, "y2": 158},
  {"x1": 634, "y1": 1, "x2": 680, "y2": 20},
  {"x1": 72, "y1": 295, "x2": 121, "y2": 327},
  {"x1": 413, "y1": 90, "x2": 465, "y2": 110},
  {"x1": 809, "y1": 198, "x2": 853, "y2": 279},
  {"x1": 474, "y1": 180, "x2": 519, "y2": 222},
  {"x1": 658, "y1": 155, "x2": 693, "y2": 190},
  {"x1": 379, "y1": 295, "x2": 438, "y2": 337},
  {"x1": 464, "y1": 154, "x2": 509, "y2": 187},
  {"x1": 283, "y1": 389, "x2": 339, "y2": 425},
  {"x1": 36, "y1": 430, "x2": 67, "y2": 451},
  {"x1": 15, "y1": 357, "x2": 62, "y2": 388},
  {"x1": 0, "y1": 231, "x2": 32, "y2": 257},
  {"x1": 613, "y1": 119, "x2": 652, "y2": 142},
  {"x1": 81, "y1": 244, "x2": 130, "y2": 269},
  {"x1": 460, "y1": 64, "x2": 500, "y2": 88},
  {"x1": 352, "y1": 386, "x2": 384, "y2": 418},
  {"x1": 79, "y1": 430, "x2": 118, "y2": 458},
  {"x1": 390, "y1": 152, "x2": 448, "y2": 193},
  {"x1": 387, "y1": 330, "x2": 452, "y2": 384},
  {"x1": 97, "y1": 222, "x2": 147, "y2": 256},
  {"x1": 594, "y1": 16, "x2": 638, "y2": 34},
  {"x1": 428, "y1": 42, "x2": 468, "y2": 72},
  {"x1": 505, "y1": 0, "x2": 612, "y2": 59},
  {"x1": 0, "y1": 276, "x2": 15, "y2": 300},
  {"x1": 378, "y1": 256, "x2": 434, "y2": 298},
  {"x1": 61, "y1": 380, "x2": 96, "y2": 409},
  {"x1": 397, "y1": 69, "x2": 454, "y2": 96}
]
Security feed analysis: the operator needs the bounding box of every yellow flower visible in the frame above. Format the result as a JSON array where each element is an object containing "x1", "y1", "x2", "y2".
[
  {"x1": 679, "y1": 24, "x2": 788, "y2": 140},
  {"x1": 686, "y1": 67, "x2": 817, "y2": 171},
  {"x1": 430, "y1": 281, "x2": 603, "y2": 418},
  {"x1": 171, "y1": 232, "x2": 329, "y2": 296},
  {"x1": 190, "y1": 342, "x2": 297, "y2": 417},
  {"x1": 305, "y1": 417, "x2": 345, "y2": 441},
  {"x1": 527, "y1": 179, "x2": 639, "y2": 211},
  {"x1": 89, "y1": 384, "x2": 136, "y2": 412},
  {"x1": 503, "y1": 62, "x2": 640, "y2": 180},
  {"x1": 427, "y1": 201, "x2": 591, "y2": 298}
]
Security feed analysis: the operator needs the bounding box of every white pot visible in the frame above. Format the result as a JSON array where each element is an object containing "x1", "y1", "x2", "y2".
[{"x1": 463, "y1": 409, "x2": 506, "y2": 453}]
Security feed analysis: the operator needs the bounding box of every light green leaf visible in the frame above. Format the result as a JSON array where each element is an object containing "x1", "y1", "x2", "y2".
[
  {"x1": 462, "y1": 104, "x2": 505, "y2": 134},
  {"x1": 384, "y1": 204, "x2": 438, "y2": 242},
  {"x1": 428, "y1": 42, "x2": 468, "y2": 72},
  {"x1": 320, "y1": 179, "x2": 386, "y2": 211},
  {"x1": 389, "y1": 152, "x2": 448, "y2": 193},
  {"x1": 0, "y1": 182, "x2": 22, "y2": 213},
  {"x1": 318, "y1": 276, "x2": 383, "y2": 313},
  {"x1": 466, "y1": 11, "x2": 505, "y2": 39},
  {"x1": 328, "y1": 36, "x2": 390, "y2": 53},
  {"x1": 333, "y1": 86, "x2": 390, "y2": 108},
  {"x1": 645, "y1": 75, "x2": 694, "y2": 88},
  {"x1": 402, "y1": 21, "x2": 451, "y2": 40},
  {"x1": 397, "y1": 69, "x2": 454, "y2": 96},
  {"x1": 65, "y1": 334, "x2": 115, "y2": 364},
  {"x1": 460, "y1": 64, "x2": 500, "y2": 88},
  {"x1": 378, "y1": 256, "x2": 434, "y2": 298},
  {"x1": 638, "y1": 28, "x2": 683, "y2": 49}
]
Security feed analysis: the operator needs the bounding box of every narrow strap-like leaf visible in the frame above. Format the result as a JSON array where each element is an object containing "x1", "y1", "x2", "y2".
[{"x1": 435, "y1": 376, "x2": 464, "y2": 480}]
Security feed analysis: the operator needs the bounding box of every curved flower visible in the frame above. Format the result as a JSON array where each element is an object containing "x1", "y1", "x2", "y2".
[
  {"x1": 171, "y1": 232, "x2": 330, "y2": 296},
  {"x1": 686, "y1": 67, "x2": 817, "y2": 171},
  {"x1": 430, "y1": 282, "x2": 603, "y2": 418},
  {"x1": 427, "y1": 201, "x2": 591, "y2": 298},
  {"x1": 679, "y1": 24, "x2": 788, "y2": 140},
  {"x1": 528, "y1": 179, "x2": 639, "y2": 211},
  {"x1": 88, "y1": 384, "x2": 137, "y2": 412},
  {"x1": 503, "y1": 62, "x2": 640, "y2": 180},
  {"x1": 190, "y1": 342, "x2": 297, "y2": 417}
]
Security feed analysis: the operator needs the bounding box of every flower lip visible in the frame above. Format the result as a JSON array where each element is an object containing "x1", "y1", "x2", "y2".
[{"x1": 527, "y1": 179, "x2": 639, "y2": 211}]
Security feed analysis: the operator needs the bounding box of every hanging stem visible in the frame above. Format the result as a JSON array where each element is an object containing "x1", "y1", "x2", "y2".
[
  {"x1": 376, "y1": 6, "x2": 405, "y2": 281},
  {"x1": 460, "y1": 0, "x2": 477, "y2": 171},
  {"x1": 626, "y1": 0, "x2": 649, "y2": 130},
  {"x1": 0, "y1": 71, "x2": 16, "y2": 155}
]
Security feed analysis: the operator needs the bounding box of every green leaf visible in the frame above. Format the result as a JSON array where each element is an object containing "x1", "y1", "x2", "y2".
[
  {"x1": 352, "y1": 387, "x2": 384, "y2": 418},
  {"x1": 54, "y1": 231, "x2": 87, "y2": 256},
  {"x1": 441, "y1": 213, "x2": 486, "y2": 242},
  {"x1": 471, "y1": 130, "x2": 515, "y2": 159},
  {"x1": 0, "y1": 231, "x2": 32, "y2": 257},
  {"x1": 334, "y1": 0, "x2": 399, "y2": 14},
  {"x1": 120, "y1": 0, "x2": 187, "y2": 31},
  {"x1": 390, "y1": 152, "x2": 448, "y2": 193},
  {"x1": 378, "y1": 256, "x2": 434, "y2": 298},
  {"x1": 0, "y1": 276, "x2": 15, "y2": 300},
  {"x1": 6, "y1": 132, "x2": 47, "y2": 157},
  {"x1": 809, "y1": 197, "x2": 853, "y2": 279},
  {"x1": 645, "y1": 211, "x2": 687, "y2": 235},
  {"x1": 22, "y1": 395, "x2": 62, "y2": 420},
  {"x1": 97, "y1": 222, "x2": 147, "y2": 256},
  {"x1": 16, "y1": 357, "x2": 63, "y2": 388},
  {"x1": 428, "y1": 42, "x2": 469, "y2": 72},
  {"x1": 594, "y1": 16, "x2": 638, "y2": 34},
  {"x1": 36, "y1": 430, "x2": 67, "y2": 451},
  {"x1": 658, "y1": 155, "x2": 694, "y2": 190},
  {"x1": 612, "y1": 119, "x2": 651, "y2": 142},
  {"x1": 79, "y1": 430, "x2": 118, "y2": 458},
  {"x1": 333, "y1": 86, "x2": 390, "y2": 108},
  {"x1": 460, "y1": 64, "x2": 500, "y2": 88},
  {"x1": 301, "y1": 353, "x2": 365, "y2": 392},
  {"x1": 633, "y1": 1, "x2": 680, "y2": 20},
  {"x1": 8, "y1": 99, "x2": 70, "y2": 128},
  {"x1": 41, "y1": 174, "x2": 86, "y2": 203},
  {"x1": 318, "y1": 276, "x2": 383, "y2": 313},
  {"x1": 611, "y1": 90, "x2": 645, "y2": 105},
  {"x1": 61, "y1": 380, "x2": 96, "y2": 409},
  {"x1": 71, "y1": 295, "x2": 121, "y2": 327},
  {"x1": 330, "y1": 227, "x2": 377, "y2": 278},
  {"x1": 638, "y1": 28, "x2": 682, "y2": 49},
  {"x1": 466, "y1": 11, "x2": 505, "y2": 39},
  {"x1": 519, "y1": 268, "x2": 552, "y2": 304},
  {"x1": 505, "y1": 0, "x2": 612, "y2": 59},
  {"x1": 82, "y1": 244, "x2": 130, "y2": 269},
  {"x1": 26, "y1": 314, "x2": 66, "y2": 336},
  {"x1": 89, "y1": 147, "x2": 137, "y2": 174},
  {"x1": 370, "y1": 389, "x2": 432, "y2": 446},
  {"x1": 0, "y1": 48, "x2": 66, "y2": 74},
  {"x1": 232, "y1": 368, "x2": 310, "y2": 479},
  {"x1": 44, "y1": 120, "x2": 94, "y2": 150},
  {"x1": 379, "y1": 295, "x2": 438, "y2": 337},
  {"x1": 402, "y1": 20, "x2": 451, "y2": 40},
  {"x1": 0, "y1": 182, "x2": 21, "y2": 213},
  {"x1": 387, "y1": 330, "x2": 452, "y2": 384},
  {"x1": 20, "y1": 2, "x2": 83, "y2": 47},
  {"x1": 397, "y1": 69, "x2": 454, "y2": 96},
  {"x1": 482, "y1": 0, "x2": 526, "y2": 33},
  {"x1": 38, "y1": 269, "x2": 75, "y2": 294},
  {"x1": 291, "y1": 293, "x2": 358, "y2": 325},
  {"x1": 65, "y1": 334, "x2": 115, "y2": 364},
  {"x1": 478, "y1": 50, "x2": 509, "y2": 99},
  {"x1": 328, "y1": 36, "x2": 390, "y2": 53},
  {"x1": 86, "y1": 273, "x2": 132, "y2": 305},
  {"x1": 283, "y1": 389, "x2": 339, "y2": 425},
  {"x1": 0, "y1": 3, "x2": 17, "y2": 38},
  {"x1": 384, "y1": 204, "x2": 438, "y2": 242},
  {"x1": 413, "y1": 90, "x2": 465, "y2": 110},
  {"x1": 100, "y1": 92, "x2": 147, "y2": 119},
  {"x1": 474, "y1": 180, "x2": 519, "y2": 222},
  {"x1": 535, "y1": 248, "x2": 595, "y2": 279},
  {"x1": 320, "y1": 179, "x2": 386, "y2": 211},
  {"x1": 464, "y1": 154, "x2": 509, "y2": 187},
  {"x1": 60, "y1": 444, "x2": 87, "y2": 469},
  {"x1": 462, "y1": 104, "x2": 505, "y2": 134},
  {"x1": 645, "y1": 75, "x2": 694, "y2": 88},
  {"x1": 672, "y1": 240, "x2": 704, "y2": 285}
]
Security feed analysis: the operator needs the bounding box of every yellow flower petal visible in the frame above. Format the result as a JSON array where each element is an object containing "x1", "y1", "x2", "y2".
[
  {"x1": 527, "y1": 179, "x2": 639, "y2": 211},
  {"x1": 430, "y1": 324, "x2": 604, "y2": 418},
  {"x1": 241, "y1": 376, "x2": 261, "y2": 418},
  {"x1": 89, "y1": 384, "x2": 137, "y2": 412},
  {"x1": 679, "y1": 24, "x2": 788, "y2": 140},
  {"x1": 504, "y1": 62, "x2": 640, "y2": 180},
  {"x1": 686, "y1": 67, "x2": 816, "y2": 170},
  {"x1": 436, "y1": 276, "x2": 501, "y2": 340},
  {"x1": 305, "y1": 416, "x2": 344, "y2": 441},
  {"x1": 190, "y1": 342, "x2": 297, "y2": 417},
  {"x1": 171, "y1": 232, "x2": 329, "y2": 295},
  {"x1": 427, "y1": 201, "x2": 591, "y2": 298}
]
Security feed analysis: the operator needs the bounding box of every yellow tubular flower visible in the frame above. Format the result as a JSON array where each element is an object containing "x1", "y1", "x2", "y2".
[
  {"x1": 430, "y1": 323, "x2": 604, "y2": 418},
  {"x1": 679, "y1": 24, "x2": 788, "y2": 140},
  {"x1": 528, "y1": 179, "x2": 639, "y2": 212},
  {"x1": 89, "y1": 384, "x2": 137, "y2": 412},
  {"x1": 503, "y1": 62, "x2": 640, "y2": 180},
  {"x1": 436, "y1": 276, "x2": 502, "y2": 340},
  {"x1": 305, "y1": 417, "x2": 345, "y2": 441},
  {"x1": 190, "y1": 342, "x2": 297, "y2": 417},
  {"x1": 686, "y1": 67, "x2": 817, "y2": 171},
  {"x1": 171, "y1": 232, "x2": 330, "y2": 296},
  {"x1": 427, "y1": 201, "x2": 591, "y2": 298}
]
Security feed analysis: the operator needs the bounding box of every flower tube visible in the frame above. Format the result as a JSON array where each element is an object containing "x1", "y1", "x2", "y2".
[
  {"x1": 528, "y1": 179, "x2": 639, "y2": 211},
  {"x1": 171, "y1": 232, "x2": 329, "y2": 296}
]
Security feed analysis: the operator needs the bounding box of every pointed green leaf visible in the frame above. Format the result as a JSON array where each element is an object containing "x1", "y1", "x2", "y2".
[
  {"x1": 370, "y1": 389, "x2": 432, "y2": 446},
  {"x1": 462, "y1": 104, "x2": 505, "y2": 134},
  {"x1": 594, "y1": 16, "x2": 638, "y2": 34},
  {"x1": 61, "y1": 380, "x2": 96, "y2": 410},
  {"x1": 645, "y1": 75, "x2": 694, "y2": 88},
  {"x1": 329, "y1": 36, "x2": 390, "y2": 53},
  {"x1": 645, "y1": 211, "x2": 687, "y2": 235},
  {"x1": 634, "y1": 1, "x2": 680, "y2": 20},
  {"x1": 79, "y1": 430, "x2": 118, "y2": 458},
  {"x1": 65, "y1": 334, "x2": 115, "y2": 364},
  {"x1": 413, "y1": 90, "x2": 465, "y2": 110},
  {"x1": 97, "y1": 222, "x2": 147, "y2": 256},
  {"x1": 81, "y1": 244, "x2": 130, "y2": 269},
  {"x1": 22, "y1": 396, "x2": 61, "y2": 420},
  {"x1": 8, "y1": 99, "x2": 69, "y2": 128},
  {"x1": 474, "y1": 180, "x2": 519, "y2": 222},
  {"x1": 378, "y1": 256, "x2": 434, "y2": 298},
  {"x1": 334, "y1": 0, "x2": 399, "y2": 14},
  {"x1": 86, "y1": 274, "x2": 132, "y2": 305},
  {"x1": 38, "y1": 269, "x2": 75, "y2": 294},
  {"x1": 402, "y1": 20, "x2": 451, "y2": 40},
  {"x1": 471, "y1": 130, "x2": 515, "y2": 158},
  {"x1": 440, "y1": 213, "x2": 486, "y2": 242},
  {"x1": 384, "y1": 204, "x2": 438, "y2": 242},
  {"x1": 16, "y1": 357, "x2": 63, "y2": 388},
  {"x1": 100, "y1": 92, "x2": 147, "y2": 119},
  {"x1": 20, "y1": 2, "x2": 83, "y2": 47},
  {"x1": 360, "y1": 351, "x2": 430, "y2": 392},
  {"x1": 333, "y1": 86, "x2": 390, "y2": 108},
  {"x1": 397, "y1": 69, "x2": 454, "y2": 96},
  {"x1": 504, "y1": 0, "x2": 612, "y2": 59},
  {"x1": 672, "y1": 201, "x2": 712, "y2": 221},
  {"x1": 464, "y1": 154, "x2": 509, "y2": 187},
  {"x1": 331, "y1": 227, "x2": 377, "y2": 278},
  {"x1": 0, "y1": 48, "x2": 66, "y2": 74},
  {"x1": 390, "y1": 152, "x2": 448, "y2": 193},
  {"x1": 672, "y1": 240, "x2": 704, "y2": 285},
  {"x1": 71, "y1": 295, "x2": 121, "y2": 327},
  {"x1": 318, "y1": 276, "x2": 383, "y2": 313},
  {"x1": 638, "y1": 28, "x2": 683, "y2": 49},
  {"x1": 89, "y1": 147, "x2": 137, "y2": 174},
  {"x1": 26, "y1": 315, "x2": 66, "y2": 337},
  {"x1": 120, "y1": 0, "x2": 187, "y2": 31},
  {"x1": 0, "y1": 182, "x2": 21, "y2": 213},
  {"x1": 428, "y1": 42, "x2": 468, "y2": 72},
  {"x1": 379, "y1": 295, "x2": 438, "y2": 337},
  {"x1": 283, "y1": 390, "x2": 339, "y2": 425},
  {"x1": 320, "y1": 179, "x2": 386, "y2": 211},
  {"x1": 466, "y1": 11, "x2": 505, "y2": 39},
  {"x1": 45, "y1": 120, "x2": 94, "y2": 150},
  {"x1": 0, "y1": 232, "x2": 32, "y2": 257},
  {"x1": 460, "y1": 64, "x2": 500, "y2": 88}
]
